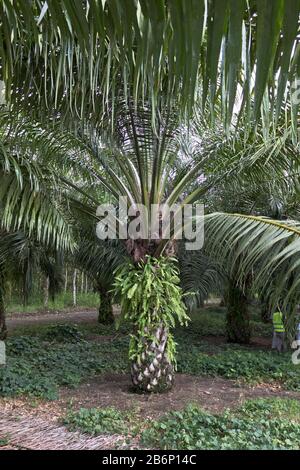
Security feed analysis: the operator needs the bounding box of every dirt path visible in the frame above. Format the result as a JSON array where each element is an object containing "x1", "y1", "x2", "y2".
[
  {"x1": 2, "y1": 372, "x2": 300, "y2": 422},
  {"x1": 6, "y1": 309, "x2": 98, "y2": 329}
]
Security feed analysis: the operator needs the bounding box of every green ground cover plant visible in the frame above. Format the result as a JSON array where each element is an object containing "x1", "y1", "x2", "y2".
[
  {"x1": 63, "y1": 407, "x2": 133, "y2": 436},
  {"x1": 61, "y1": 398, "x2": 300, "y2": 450},
  {"x1": 43, "y1": 324, "x2": 84, "y2": 343},
  {"x1": 177, "y1": 344, "x2": 300, "y2": 390},
  {"x1": 141, "y1": 400, "x2": 300, "y2": 450},
  {"x1": 0, "y1": 336, "x2": 129, "y2": 400}
]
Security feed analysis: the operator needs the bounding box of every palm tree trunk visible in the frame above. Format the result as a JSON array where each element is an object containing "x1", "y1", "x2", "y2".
[
  {"x1": 225, "y1": 280, "x2": 251, "y2": 344},
  {"x1": 22, "y1": 270, "x2": 28, "y2": 307},
  {"x1": 43, "y1": 276, "x2": 50, "y2": 309},
  {"x1": 131, "y1": 323, "x2": 174, "y2": 393},
  {"x1": 81, "y1": 272, "x2": 84, "y2": 294},
  {"x1": 0, "y1": 270, "x2": 7, "y2": 341},
  {"x1": 261, "y1": 301, "x2": 272, "y2": 323},
  {"x1": 64, "y1": 268, "x2": 68, "y2": 293},
  {"x1": 0, "y1": 302, "x2": 7, "y2": 340},
  {"x1": 98, "y1": 288, "x2": 114, "y2": 324},
  {"x1": 72, "y1": 268, "x2": 77, "y2": 307},
  {"x1": 124, "y1": 240, "x2": 178, "y2": 393}
]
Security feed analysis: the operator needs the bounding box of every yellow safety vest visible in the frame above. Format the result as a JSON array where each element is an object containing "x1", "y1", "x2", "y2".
[{"x1": 273, "y1": 311, "x2": 285, "y2": 333}]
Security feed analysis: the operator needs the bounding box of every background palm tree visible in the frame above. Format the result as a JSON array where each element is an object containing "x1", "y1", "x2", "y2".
[
  {"x1": 0, "y1": 230, "x2": 65, "y2": 338},
  {"x1": 203, "y1": 151, "x2": 300, "y2": 337},
  {"x1": 75, "y1": 235, "x2": 127, "y2": 324}
]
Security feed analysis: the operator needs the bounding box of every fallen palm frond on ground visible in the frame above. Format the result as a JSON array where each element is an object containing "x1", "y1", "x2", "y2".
[{"x1": 0, "y1": 412, "x2": 124, "y2": 450}]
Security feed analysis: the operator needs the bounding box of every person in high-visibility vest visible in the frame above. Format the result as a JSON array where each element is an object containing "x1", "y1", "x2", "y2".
[{"x1": 272, "y1": 310, "x2": 286, "y2": 352}]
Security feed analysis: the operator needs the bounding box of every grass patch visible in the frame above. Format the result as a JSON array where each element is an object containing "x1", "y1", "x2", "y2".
[{"x1": 7, "y1": 292, "x2": 99, "y2": 314}]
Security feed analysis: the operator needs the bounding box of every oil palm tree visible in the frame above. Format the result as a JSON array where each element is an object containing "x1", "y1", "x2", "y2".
[
  {"x1": 0, "y1": 230, "x2": 64, "y2": 332},
  {"x1": 179, "y1": 246, "x2": 224, "y2": 311},
  {"x1": 0, "y1": 116, "x2": 75, "y2": 251},
  {"x1": 54, "y1": 104, "x2": 300, "y2": 390}
]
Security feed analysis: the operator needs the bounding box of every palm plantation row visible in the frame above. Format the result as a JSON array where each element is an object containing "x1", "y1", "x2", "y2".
[
  {"x1": 0, "y1": 105, "x2": 299, "y2": 391},
  {"x1": 0, "y1": 1, "x2": 300, "y2": 394}
]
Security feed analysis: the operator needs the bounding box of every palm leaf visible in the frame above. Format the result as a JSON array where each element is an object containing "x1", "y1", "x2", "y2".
[
  {"x1": 179, "y1": 246, "x2": 224, "y2": 311},
  {"x1": 205, "y1": 212, "x2": 300, "y2": 318},
  {"x1": 1, "y1": 1, "x2": 300, "y2": 128}
]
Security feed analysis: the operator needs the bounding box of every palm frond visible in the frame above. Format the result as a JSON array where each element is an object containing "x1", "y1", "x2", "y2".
[
  {"x1": 205, "y1": 212, "x2": 300, "y2": 318},
  {"x1": 179, "y1": 246, "x2": 224, "y2": 311},
  {"x1": 75, "y1": 237, "x2": 128, "y2": 289},
  {"x1": 0, "y1": 113, "x2": 78, "y2": 251},
  {"x1": 1, "y1": 1, "x2": 300, "y2": 130}
]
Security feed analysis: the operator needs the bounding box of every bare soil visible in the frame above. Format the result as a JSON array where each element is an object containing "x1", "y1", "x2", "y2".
[
  {"x1": 1, "y1": 372, "x2": 299, "y2": 425},
  {"x1": 58, "y1": 373, "x2": 300, "y2": 416}
]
